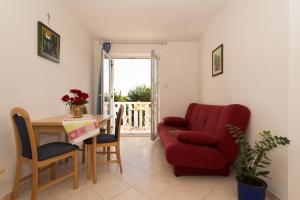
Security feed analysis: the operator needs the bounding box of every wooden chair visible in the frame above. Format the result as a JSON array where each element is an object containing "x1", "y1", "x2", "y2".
[
  {"x1": 10, "y1": 108, "x2": 79, "y2": 200},
  {"x1": 83, "y1": 105, "x2": 124, "y2": 176}
]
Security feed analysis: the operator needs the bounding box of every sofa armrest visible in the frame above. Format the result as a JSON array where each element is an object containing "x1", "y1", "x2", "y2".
[
  {"x1": 176, "y1": 131, "x2": 217, "y2": 146},
  {"x1": 163, "y1": 117, "x2": 187, "y2": 127}
]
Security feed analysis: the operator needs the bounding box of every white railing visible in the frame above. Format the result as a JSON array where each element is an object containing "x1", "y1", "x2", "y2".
[{"x1": 114, "y1": 102, "x2": 151, "y2": 133}]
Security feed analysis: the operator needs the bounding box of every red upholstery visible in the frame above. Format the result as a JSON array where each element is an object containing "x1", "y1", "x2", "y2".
[
  {"x1": 163, "y1": 117, "x2": 186, "y2": 127},
  {"x1": 176, "y1": 131, "x2": 217, "y2": 146},
  {"x1": 158, "y1": 103, "x2": 250, "y2": 176}
]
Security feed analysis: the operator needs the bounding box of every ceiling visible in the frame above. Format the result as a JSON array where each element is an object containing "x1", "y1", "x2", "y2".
[{"x1": 60, "y1": 0, "x2": 231, "y2": 41}]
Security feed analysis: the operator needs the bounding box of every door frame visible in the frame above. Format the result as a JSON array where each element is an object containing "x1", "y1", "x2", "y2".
[
  {"x1": 150, "y1": 50, "x2": 160, "y2": 141},
  {"x1": 98, "y1": 50, "x2": 114, "y2": 115}
]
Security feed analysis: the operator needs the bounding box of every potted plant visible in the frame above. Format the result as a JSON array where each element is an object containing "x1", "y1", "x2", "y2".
[
  {"x1": 227, "y1": 125, "x2": 290, "y2": 200},
  {"x1": 61, "y1": 89, "x2": 89, "y2": 118}
]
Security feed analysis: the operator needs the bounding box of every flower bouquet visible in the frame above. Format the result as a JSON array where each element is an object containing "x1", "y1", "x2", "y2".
[{"x1": 61, "y1": 89, "x2": 89, "y2": 118}]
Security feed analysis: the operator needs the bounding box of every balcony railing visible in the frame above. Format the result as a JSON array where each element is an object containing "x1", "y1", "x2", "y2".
[{"x1": 114, "y1": 102, "x2": 151, "y2": 134}]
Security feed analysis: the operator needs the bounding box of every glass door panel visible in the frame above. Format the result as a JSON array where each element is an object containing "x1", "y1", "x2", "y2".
[{"x1": 97, "y1": 50, "x2": 114, "y2": 116}]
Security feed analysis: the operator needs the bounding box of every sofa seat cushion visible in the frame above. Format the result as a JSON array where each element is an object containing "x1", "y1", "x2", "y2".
[
  {"x1": 165, "y1": 142, "x2": 228, "y2": 170},
  {"x1": 157, "y1": 123, "x2": 189, "y2": 146},
  {"x1": 176, "y1": 131, "x2": 217, "y2": 146}
]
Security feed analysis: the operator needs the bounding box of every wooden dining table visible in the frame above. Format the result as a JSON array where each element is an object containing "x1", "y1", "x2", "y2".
[{"x1": 32, "y1": 114, "x2": 112, "y2": 184}]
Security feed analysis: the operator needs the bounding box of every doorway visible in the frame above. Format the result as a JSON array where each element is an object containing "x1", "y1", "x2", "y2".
[
  {"x1": 113, "y1": 58, "x2": 151, "y2": 136},
  {"x1": 97, "y1": 50, "x2": 159, "y2": 140}
]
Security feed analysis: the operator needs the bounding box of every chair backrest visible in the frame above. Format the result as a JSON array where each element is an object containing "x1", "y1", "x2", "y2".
[
  {"x1": 11, "y1": 108, "x2": 38, "y2": 161},
  {"x1": 115, "y1": 105, "x2": 124, "y2": 140}
]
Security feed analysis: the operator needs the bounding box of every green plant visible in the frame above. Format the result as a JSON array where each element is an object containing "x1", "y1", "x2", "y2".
[
  {"x1": 227, "y1": 124, "x2": 290, "y2": 186},
  {"x1": 127, "y1": 85, "x2": 150, "y2": 102},
  {"x1": 114, "y1": 90, "x2": 129, "y2": 102}
]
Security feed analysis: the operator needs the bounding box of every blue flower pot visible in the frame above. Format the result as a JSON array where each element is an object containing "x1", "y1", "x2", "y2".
[{"x1": 237, "y1": 179, "x2": 267, "y2": 200}]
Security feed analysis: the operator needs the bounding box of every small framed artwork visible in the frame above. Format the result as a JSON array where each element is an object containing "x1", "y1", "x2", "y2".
[
  {"x1": 212, "y1": 44, "x2": 223, "y2": 77},
  {"x1": 38, "y1": 21, "x2": 60, "y2": 63}
]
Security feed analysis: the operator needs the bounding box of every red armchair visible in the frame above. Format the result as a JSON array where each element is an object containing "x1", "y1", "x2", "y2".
[{"x1": 157, "y1": 103, "x2": 250, "y2": 176}]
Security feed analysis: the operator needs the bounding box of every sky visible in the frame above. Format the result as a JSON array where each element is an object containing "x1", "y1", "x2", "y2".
[{"x1": 113, "y1": 59, "x2": 151, "y2": 95}]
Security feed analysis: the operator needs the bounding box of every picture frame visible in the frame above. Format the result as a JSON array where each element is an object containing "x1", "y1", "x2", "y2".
[
  {"x1": 38, "y1": 21, "x2": 60, "y2": 63},
  {"x1": 212, "y1": 44, "x2": 223, "y2": 77}
]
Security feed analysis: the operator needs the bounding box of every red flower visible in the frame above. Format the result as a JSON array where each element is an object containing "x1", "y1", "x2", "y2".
[
  {"x1": 62, "y1": 89, "x2": 89, "y2": 106},
  {"x1": 70, "y1": 89, "x2": 82, "y2": 94},
  {"x1": 61, "y1": 95, "x2": 69, "y2": 102},
  {"x1": 74, "y1": 97, "x2": 82, "y2": 105},
  {"x1": 80, "y1": 92, "x2": 89, "y2": 99}
]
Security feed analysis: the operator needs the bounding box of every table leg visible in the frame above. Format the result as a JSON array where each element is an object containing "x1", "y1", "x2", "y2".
[
  {"x1": 92, "y1": 136, "x2": 97, "y2": 184},
  {"x1": 87, "y1": 145, "x2": 92, "y2": 180},
  {"x1": 107, "y1": 119, "x2": 111, "y2": 161}
]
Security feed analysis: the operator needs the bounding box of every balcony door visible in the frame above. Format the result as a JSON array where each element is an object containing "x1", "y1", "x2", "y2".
[
  {"x1": 97, "y1": 50, "x2": 114, "y2": 116},
  {"x1": 151, "y1": 50, "x2": 159, "y2": 141}
]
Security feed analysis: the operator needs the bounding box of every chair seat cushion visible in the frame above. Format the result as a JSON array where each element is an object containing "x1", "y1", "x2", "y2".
[
  {"x1": 84, "y1": 134, "x2": 117, "y2": 144},
  {"x1": 37, "y1": 142, "x2": 79, "y2": 161}
]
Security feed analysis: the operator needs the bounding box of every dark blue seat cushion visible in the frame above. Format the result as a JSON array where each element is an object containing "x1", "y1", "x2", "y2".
[
  {"x1": 36, "y1": 142, "x2": 78, "y2": 161},
  {"x1": 84, "y1": 134, "x2": 117, "y2": 144}
]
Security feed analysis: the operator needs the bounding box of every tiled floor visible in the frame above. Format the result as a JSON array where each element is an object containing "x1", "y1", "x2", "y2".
[{"x1": 15, "y1": 137, "x2": 258, "y2": 200}]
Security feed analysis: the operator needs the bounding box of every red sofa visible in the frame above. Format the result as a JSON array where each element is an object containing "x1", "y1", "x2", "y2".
[{"x1": 158, "y1": 103, "x2": 250, "y2": 176}]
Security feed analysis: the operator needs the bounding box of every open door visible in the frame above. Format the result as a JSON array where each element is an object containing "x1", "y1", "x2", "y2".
[
  {"x1": 97, "y1": 50, "x2": 114, "y2": 116},
  {"x1": 151, "y1": 50, "x2": 159, "y2": 141}
]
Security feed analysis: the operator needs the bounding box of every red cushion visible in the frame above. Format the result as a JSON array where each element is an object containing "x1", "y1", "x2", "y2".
[
  {"x1": 176, "y1": 131, "x2": 217, "y2": 146},
  {"x1": 163, "y1": 117, "x2": 186, "y2": 127}
]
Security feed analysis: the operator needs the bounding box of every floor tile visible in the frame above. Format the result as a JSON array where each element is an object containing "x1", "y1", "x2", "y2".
[
  {"x1": 88, "y1": 173, "x2": 130, "y2": 199},
  {"x1": 170, "y1": 176, "x2": 219, "y2": 200},
  {"x1": 134, "y1": 177, "x2": 171, "y2": 199},
  {"x1": 56, "y1": 188, "x2": 103, "y2": 200},
  {"x1": 12, "y1": 137, "x2": 242, "y2": 200},
  {"x1": 203, "y1": 187, "x2": 237, "y2": 200},
  {"x1": 115, "y1": 167, "x2": 150, "y2": 186},
  {"x1": 158, "y1": 188, "x2": 196, "y2": 200},
  {"x1": 47, "y1": 177, "x2": 88, "y2": 199},
  {"x1": 111, "y1": 188, "x2": 150, "y2": 200}
]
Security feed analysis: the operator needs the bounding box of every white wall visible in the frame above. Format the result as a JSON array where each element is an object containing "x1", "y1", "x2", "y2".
[
  {"x1": 94, "y1": 42, "x2": 199, "y2": 119},
  {"x1": 0, "y1": 0, "x2": 94, "y2": 196},
  {"x1": 288, "y1": 0, "x2": 300, "y2": 199},
  {"x1": 197, "y1": 0, "x2": 289, "y2": 199}
]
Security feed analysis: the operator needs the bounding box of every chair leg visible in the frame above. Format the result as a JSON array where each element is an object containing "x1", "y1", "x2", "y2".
[
  {"x1": 116, "y1": 144, "x2": 123, "y2": 173},
  {"x1": 87, "y1": 145, "x2": 92, "y2": 180},
  {"x1": 65, "y1": 135, "x2": 69, "y2": 163},
  {"x1": 31, "y1": 166, "x2": 39, "y2": 200},
  {"x1": 11, "y1": 156, "x2": 22, "y2": 200},
  {"x1": 73, "y1": 152, "x2": 79, "y2": 189},
  {"x1": 50, "y1": 162, "x2": 56, "y2": 180},
  {"x1": 107, "y1": 146, "x2": 111, "y2": 161},
  {"x1": 82, "y1": 143, "x2": 86, "y2": 164}
]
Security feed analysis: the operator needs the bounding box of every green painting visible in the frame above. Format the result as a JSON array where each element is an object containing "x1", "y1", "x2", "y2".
[
  {"x1": 38, "y1": 21, "x2": 60, "y2": 63},
  {"x1": 212, "y1": 44, "x2": 223, "y2": 77}
]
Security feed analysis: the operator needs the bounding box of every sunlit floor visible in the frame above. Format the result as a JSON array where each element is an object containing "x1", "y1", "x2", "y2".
[{"x1": 14, "y1": 137, "x2": 270, "y2": 200}]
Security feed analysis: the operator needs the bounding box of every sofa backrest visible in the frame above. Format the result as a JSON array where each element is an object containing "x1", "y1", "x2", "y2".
[
  {"x1": 185, "y1": 103, "x2": 250, "y2": 163},
  {"x1": 214, "y1": 104, "x2": 250, "y2": 163},
  {"x1": 186, "y1": 104, "x2": 224, "y2": 133}
]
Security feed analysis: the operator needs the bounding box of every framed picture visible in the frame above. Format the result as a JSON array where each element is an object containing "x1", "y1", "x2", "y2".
[
  {"x1": 38, "y1": 21, "x2": 60, "y2": 63},
  {"x1": 212, "y1": 44, "x2": 223, "y2": 77}
]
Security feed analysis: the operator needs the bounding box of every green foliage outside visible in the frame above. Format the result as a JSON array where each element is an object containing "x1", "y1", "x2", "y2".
[
  {"x1": 114, "y1": 84, "x2": 151, "y2": 102},
  {"x1": 227, "y1": 124, "x2": 290, "y2": 186},
  {"x1": 114, "y1": 90, "x2": 129, "y2": 102}
]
